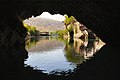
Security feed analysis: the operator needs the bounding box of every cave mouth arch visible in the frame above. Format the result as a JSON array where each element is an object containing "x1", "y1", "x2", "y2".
[
  {"x1": 1, "y1": 1, "x2": 119, "y2": 79},
  {"x1": 23, "y1": 11, "x2": 102, "y2": 40},
  {"x1": 23, "y1": 11, "x2": 105, "y2": 75}
]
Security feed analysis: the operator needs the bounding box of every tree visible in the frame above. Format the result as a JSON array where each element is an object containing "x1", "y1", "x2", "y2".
[
  {"x1": 23, "y1": 23, "x2": 40, "y2": 36},
  {"x1": 64, "y1": 15, "x2": 77, "y2": 38},
  {"x1": 64, "y1": 14, "x2": 76, "y2": 26}
]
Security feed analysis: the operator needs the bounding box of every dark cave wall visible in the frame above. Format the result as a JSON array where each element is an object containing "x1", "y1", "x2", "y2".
[
  {"x1": 0, "y1": 0, "x2": 119, "y2": 80},
  {"x1": 0, "y1": 3, "x2": 27, "y2": 47},
  {"x1": 0, "y1": 0, "x2": 120, "y2": 47}
]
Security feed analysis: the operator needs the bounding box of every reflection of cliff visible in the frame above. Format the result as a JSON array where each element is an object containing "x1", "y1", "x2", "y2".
[
  {"x1": 73, "y1": 38, "x2": 88, "y2": 54},
  {"x1": 81, "y1": 39, "x2": 105, "y2": 59},
  {"x1": 64, "y1": 38, "x2": 105, "y2": 64}
]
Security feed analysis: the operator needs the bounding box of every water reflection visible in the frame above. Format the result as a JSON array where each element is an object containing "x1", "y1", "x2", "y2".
[
  {"x1": 65, "y1": 38, "x2": 105, "y2": 65},
  {"x1": 25, "y1": 36, "x2": 105, "y2": 74}
]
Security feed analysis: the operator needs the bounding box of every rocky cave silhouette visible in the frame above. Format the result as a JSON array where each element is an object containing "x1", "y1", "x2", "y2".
[{"x1": 0, "y1": 0, "x2": 119, "y2": 80}]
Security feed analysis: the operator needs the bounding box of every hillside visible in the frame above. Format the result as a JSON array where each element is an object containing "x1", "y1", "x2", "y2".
[{"x1": 24, "y1": 17, "x2": 65, "y2": 32}]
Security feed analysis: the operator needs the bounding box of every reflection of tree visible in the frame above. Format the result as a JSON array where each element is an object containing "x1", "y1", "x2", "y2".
[
  {"x1": 25, "y1": 37, "x2": 39, "y2": 48},
  {"x1": 64, "y1": 40, "x2": 84, "y2": 64}
]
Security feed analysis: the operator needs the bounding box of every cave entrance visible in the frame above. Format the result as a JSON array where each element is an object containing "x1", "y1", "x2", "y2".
[{"x1": 23, "y1": 11, "x2": 105, "y2": 75}]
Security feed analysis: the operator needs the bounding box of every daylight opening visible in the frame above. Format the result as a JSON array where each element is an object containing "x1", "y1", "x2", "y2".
[{"x1": 23, "y1": 11, "x2": 105, "y2": 75}]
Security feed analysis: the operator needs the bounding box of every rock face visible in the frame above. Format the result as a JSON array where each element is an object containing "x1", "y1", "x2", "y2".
[
  {"x1": 0, "y1": 5, "x2": 27, "y2": 47},
  {"x1": 73, "y1": 22, "x2": 84, "y2": 38},
  {"x1": 0, "y1": 3, "x2": 28, "y2": 80},
  {"x1": 66, "y1": 21, "x2": 95, "y2": 39}
]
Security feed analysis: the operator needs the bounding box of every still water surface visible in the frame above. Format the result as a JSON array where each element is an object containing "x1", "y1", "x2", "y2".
[{"x1": 25, "y1": 36, "x2": 105, "y2": 74}]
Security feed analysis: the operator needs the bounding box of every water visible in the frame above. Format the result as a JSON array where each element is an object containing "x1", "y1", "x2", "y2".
[{"x1": 25, "y1": 36, "x2": 105, "y2": 74}]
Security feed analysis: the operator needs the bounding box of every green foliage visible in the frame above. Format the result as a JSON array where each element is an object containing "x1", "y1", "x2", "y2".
[
  {"x1": 64, "y1": 15, "x2": 77, "y2": 38},
  {"x1": 50, "y1": 14, "x2": 77, "y2": 38},
  {"x1": 50, "y1": 30, "x2": 68, "y2": 37},
  {"x1": 64, "y1": 15, "x2": 76, "y2": 25},
  {"x1": 50, "y1": 31, "x2": 58, "y2": 36},
  {"x1": 23, "y1": 23, "x2": 40, "y2": 36},
  {"x1": 57, "y1": 30, "x2": 68, "y2": 37}
]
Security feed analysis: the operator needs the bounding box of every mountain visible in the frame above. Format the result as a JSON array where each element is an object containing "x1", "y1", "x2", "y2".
[{"x1": 24, "y1": 17, "x2": 65, "y2": 32}]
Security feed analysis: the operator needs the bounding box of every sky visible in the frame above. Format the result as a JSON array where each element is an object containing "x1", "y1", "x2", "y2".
[{"x1": 36, "y1": 12, "x2": 65, "y2": 21}]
